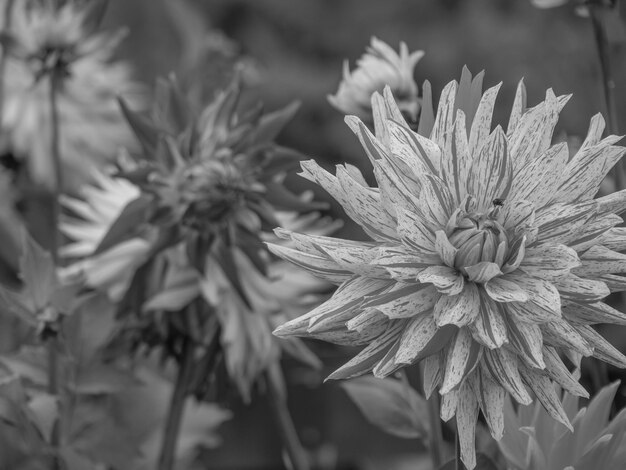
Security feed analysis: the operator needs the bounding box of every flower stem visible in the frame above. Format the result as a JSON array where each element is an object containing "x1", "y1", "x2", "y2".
[
  {"x1": 415, "y1": 362, "x2": 445, "y2": 470},
  {"x1": 158, "y1": 337, "x2": 195, "y2": 470},
  {"x1": 426, "y1": 391, "x2": 445, "y2": 469},
  {"x1": 0, "y1": 0, "x2": 15, "y2": 132},
  {"x1": 47, "y1": 71, "x2": 62, "y2": 470},
  {"x1": 265, "y1": 361, "x2": 310, "y2": 470},
  {"x1": 589, "y1": 3, "x2": 624, "y2": 188}
]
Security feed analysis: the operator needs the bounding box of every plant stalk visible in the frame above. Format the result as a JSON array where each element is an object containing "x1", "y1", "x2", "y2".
[
  {"x1": 158, "y1": 337, "x2": 195, "y2": 470},
  {"x1": 47, "y1": 70, "x2": 63, "y2": 470},
  {"x1": 265, "y1": 361, "x2": 310, "y2": 470},
  {"x1": 589, "y1": 3, "x2": 624, "y2": 188},
  {"x1": 416, "y1": 362, "x2": 445, "y2": 470},
  {"x1": 0, "y1": 0, "x2": 15, "y2": 134}
]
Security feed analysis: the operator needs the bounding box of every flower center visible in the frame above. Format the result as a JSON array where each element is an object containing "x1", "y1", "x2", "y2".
[
  {"x1": 178, "y1": 158, "x2": 248, "y2": 230},
  {"x1": 448, "y1": 212, "x2": 509, "y2": 274}
]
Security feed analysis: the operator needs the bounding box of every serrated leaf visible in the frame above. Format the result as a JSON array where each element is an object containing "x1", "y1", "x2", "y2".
[{"x1": 341, "y1": 376, "x2": 429, "y2": 439}]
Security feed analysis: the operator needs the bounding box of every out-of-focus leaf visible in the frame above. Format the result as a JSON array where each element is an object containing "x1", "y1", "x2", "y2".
[
  {"x1": 0, "y1": 347, "x2": 48, "y2": 387},
  {"x1": 341, "y1": 376, "x2": 429, "y2": 439},
  {"x1": 254, "y1": 101, "x2": 300, "y2": 144},
  {"x1": 71, "y1": 365, "x2": 140, "y2": 395},
  {"x1": 119, "y1": 98, "x2": 162, "y2": 154},
  {"x1": 20, "y1": 231, "x2": 58, "y2": 310},
  {"x1": 109, "y1": 366, "x2": 231, "y2": 470},
  {"x1": 438, "y1": 453, "x2": 498, "y2": 470},
  {"x1": 93, "y1": 194, "x2": 153, "y2": 256},
  {"x1": 0, "y1": 285, "x2": 35, "y2": 326},
  {"x1": 27, "y1": 393, "x2": 58, "y2": 444},
  {"x1": 63, "y1": 293, "x2": 116, "y2": 362},
  {"x1": 142, "y1": 264, "x2": 199, "y2": 312}
]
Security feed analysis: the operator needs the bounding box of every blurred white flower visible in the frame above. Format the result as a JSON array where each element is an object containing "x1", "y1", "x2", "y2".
[
  {"x1": 60, "y1": 168, "x2": 150, "y2": 301},
  {"x1": 328, "y1": 37, "x2": 423, "y2": 121},
  {"x1": 0, "y1": 0, "x2": 144, "y2": 190}
]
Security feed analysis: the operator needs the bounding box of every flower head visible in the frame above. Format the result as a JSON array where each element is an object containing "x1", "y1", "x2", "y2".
[
  {"x1": 328, "y1": 37, "x2": 423, "y2": 121},
  {"x1": 62, "y1": 75, "x2": 336, "y2": 400},
  {"x1": 270, "y1": 67, "x2": 626, "y2": 468},
  {"x1": 0, "y1": 0, "x2": 143, "y2": 189}
]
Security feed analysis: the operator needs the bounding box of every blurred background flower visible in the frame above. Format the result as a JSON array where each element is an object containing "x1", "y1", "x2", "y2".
[
  {"x1": 0, "y1": 0, "x2": 144, "y2": 190},
  {"x1": 327, "y1": 37, "x2": 423, "y2": 122}
]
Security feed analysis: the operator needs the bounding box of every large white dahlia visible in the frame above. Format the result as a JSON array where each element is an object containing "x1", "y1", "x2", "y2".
[{"x1": 270, "y1": 69, "x2": 626, "y2": 468}]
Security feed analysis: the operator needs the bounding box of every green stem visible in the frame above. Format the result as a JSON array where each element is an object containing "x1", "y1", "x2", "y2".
[
  {"x1": 265, "y1": 361, "x2": 310, "y2": 470},
  {"x1": 589, "y1": 3, "x2": 624, "y2": 188},
  {"x1": 158, "y1": 337, "x2": 195, "y2": 470}
]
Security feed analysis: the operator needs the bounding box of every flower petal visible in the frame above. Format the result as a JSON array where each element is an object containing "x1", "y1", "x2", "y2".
[
  {"x1": 482, "y1": 349, "x2": 532, "y2": 405},
  {"x1": 485, "y1": 276, "x2": 529, "y2": 303},
  {"x1": 471, "y1": 368, "x2": 506, "y2": 440},
  {"x1": 440, "y1": 328, "x2": 482, "y2": 394},
  {"x1": 520, "y1": 243, "x2": 580, "y2": 280},
  {"x1": 395, "y1": 316, "x2": 456, "y2": 365},
  {"x1": 519, "y1": 366, "x2": 573, "y2": 431},
  {"x1": 434, "y1": 230, "x2": 457, "y2": 267},
  {"x1": 457, "y1": 382, "x2": 480, "y2": 470},
  {"x1": 468, "y1": 82, "x2": 502, "y2": 157},
  {"x1": 433, "y1": 283, "x2": 480, "y2": 327},
  {"x1": 466, "y1": 126, "x2": 512, "y2": 211},
  {"x1": 364, "y1": 284, "x2": 439, "y2": 319},
  {"x1": 417, "y1": 265, "x2": 465, "y2": 295},
  {"x1": 465, "y1": 261, "x2": 502, "y2": 283},
  {"x1": 469, "y1": 289, "x2": 509, "y2": 348},
  {"x1": 542, "y1": 346, "x2": 589, "y2": 398}
]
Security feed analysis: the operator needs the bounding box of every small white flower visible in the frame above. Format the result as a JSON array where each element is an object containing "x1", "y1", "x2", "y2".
[{"x1": 328, "y1": 37, "x2": 423, "y2": 121}]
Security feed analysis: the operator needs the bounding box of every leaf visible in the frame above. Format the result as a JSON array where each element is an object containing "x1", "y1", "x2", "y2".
[
  {"x1": 93, "y1": 194, "x2": 153, "y2": 256},
  {"x1": 118, "y1": 98, "x2": 162, "y2": 154},
  {"x1": 438, "y1": 453, "x2": 498, "y2": 470},
  {"x1": 20, "y1": 230, "x2": 58, "y2": 310},
  {"x1": 142, "y1": 265, "x2": 199, "y2": 312},
  {"x1": 27, "y1": 393, "x2": 58, "y2": 443},
  {"x1": 71, "y1": 365, "x2": 140, "y2": 395},
  {"x1": 341, "y1": 376, "x2": 429, "y2": 439}
]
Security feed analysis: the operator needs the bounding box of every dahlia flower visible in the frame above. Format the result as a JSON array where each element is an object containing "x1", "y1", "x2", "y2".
[
  {"x1": 0, "y1": 0, "x2": 143, "y2": 189},
  {"x1": 270, "y1": 68, "x2": 626, "y2": 468},
  {"x1": 62, "y1": 76, "x2": 335, "y2": 399},
  {"x1": 328, "y1": 37, "x2": 423, "y2": 122},
  {"x1": 499, "y1": 380, "x2": 626, "y2": 470}
]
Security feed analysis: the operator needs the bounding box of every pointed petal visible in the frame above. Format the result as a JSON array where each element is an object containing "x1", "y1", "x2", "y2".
[
  {"x1": 456, "y1": 382, "x2": 480, "y2": 470},
  {"x1": 468, "y1": 82, "x2": 502, "y2": 157},
  {"x1": 485, "y1": 276, "x2": 529, "y2": 303},
  {"x1": 441, "y1": 328, "x2": 482, "y2": 394},
  {"x1": 433, "y1": 283, "x2": 480, "y2": 327},
  {"x1": 417, "y1": 265, "x2": 465, "y2": 295},
  {"x1": 520, "y1": 243, "x2": 581, "y2": 280},
  {"x1": 466, "y1": 126, "x2": 511, "y2": 211},
  {"x1": 482, "y1": 349, "x2": 532, "y2": 405},
  {"x1": 395, "y1": 316, "x2": 456, "y2": 365},
  {"x1": 520, "y1": 366, "x2": 573, "y2": 431},
  {"x1": 469, "y1": 291, "x2": 508, "y2": 349}
]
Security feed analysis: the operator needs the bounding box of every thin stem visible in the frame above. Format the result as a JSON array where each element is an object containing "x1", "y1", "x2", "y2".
[
  {"x1": 0, "y1": 0, "x2": 15, "y2": 133},
  {"x1": 589, "y1": 3, "x2": 624, "y2": 189},
  {"x1": 427, "y1": 392, "x2": 445, "y2": 469},
  {"x1": 416, "y1": 362, "x2": 445, "y2": 470},
  {"x1": 158, "y1": 337, "x2": 195, "y2": 470},
  {"x1": 47, "y1": 71, "x2": 62, "y2": 470},
  {"x1": 265, "y1": 361, "x2": 310, "y2": 470},
  {"x1": 455, "y1": 427, "x2": 460, "y2": 470}
]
